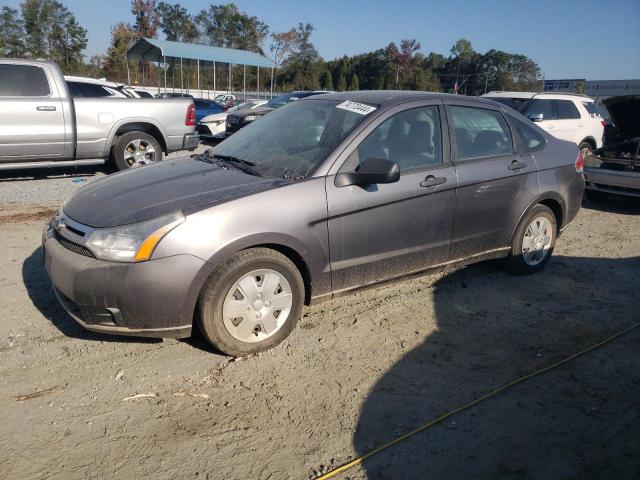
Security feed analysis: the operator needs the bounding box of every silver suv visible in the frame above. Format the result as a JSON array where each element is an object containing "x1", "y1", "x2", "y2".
[{"x1": 44, "y1": 92, "x2": 584, "y2": 356}]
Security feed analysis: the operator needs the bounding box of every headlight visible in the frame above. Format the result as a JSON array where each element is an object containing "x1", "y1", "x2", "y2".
[
  {"x1": 86, "y1": 212, "x2": 184, "y2": 262},
  {"x1": 244, "y1": 115, "x2": 259, "y2": 122}
]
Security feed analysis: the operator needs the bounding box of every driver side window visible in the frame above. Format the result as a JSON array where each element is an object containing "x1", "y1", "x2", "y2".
[{"x1": 340, "y1": 106, "x2": 442, "y2": 174}]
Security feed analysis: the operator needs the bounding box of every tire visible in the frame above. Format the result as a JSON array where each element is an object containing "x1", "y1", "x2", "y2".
[
  {"x1": 578, "y1": 141, "x2": 593, "y2": 158},
  {"x1": 112, "y1": 131, "x2": 162, "y2": 170},
  {"x1": 506, "y1": 204, "x2": 557, "y2": 275},
  {"x1": 198, "y1": 248, "x2": 305, "y2": 357}
]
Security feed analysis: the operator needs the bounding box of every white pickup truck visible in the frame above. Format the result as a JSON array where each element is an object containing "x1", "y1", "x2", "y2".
[{"x1": 0, "y1": 58, "x2": 199, "y2": 171}]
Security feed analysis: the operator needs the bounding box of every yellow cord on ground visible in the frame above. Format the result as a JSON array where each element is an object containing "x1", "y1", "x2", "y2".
[{"x1": 314, "y1": 321, "x2": 640, "y2": 480}]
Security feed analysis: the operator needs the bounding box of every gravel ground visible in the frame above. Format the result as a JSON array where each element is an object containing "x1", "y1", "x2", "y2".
[{"x1": 0, "y1": 163, "x2": 639, "y2": 479}]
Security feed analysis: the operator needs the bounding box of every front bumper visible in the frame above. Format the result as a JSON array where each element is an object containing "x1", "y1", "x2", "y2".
[
  {"x1": 43, "y1": 237, "x2": 209, "y2": 338},
  {"x1": 584, "y1": 167, "x2": 640, "y2": 198}
]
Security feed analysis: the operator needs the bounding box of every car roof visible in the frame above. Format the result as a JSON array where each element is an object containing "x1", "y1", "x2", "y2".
[
  {"x1": 482, "y1": 91, "x2": 536, "y2": 99},
  {"x1": 302, "y1": 90, "x2": 503, "y2": 107}
]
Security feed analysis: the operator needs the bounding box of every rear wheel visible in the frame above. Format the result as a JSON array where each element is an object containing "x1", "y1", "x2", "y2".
[
  {"x1": 198, "y1": 248, "x2": 304, "y2": 357},
  {"x1": 113, "y1": 131, "x2": 162, "y2": 170},
  {"x1": 506, "y1": 205, "x2": 557, "y2": 275}
]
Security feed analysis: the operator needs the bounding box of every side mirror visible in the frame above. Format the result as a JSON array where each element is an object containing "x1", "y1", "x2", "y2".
[
  {"x1": 335, "y1": 158, "x2": 400, "y2": 187},
  {"x1": 528, "y1": 113, "x2": 544, "y2": 122}
]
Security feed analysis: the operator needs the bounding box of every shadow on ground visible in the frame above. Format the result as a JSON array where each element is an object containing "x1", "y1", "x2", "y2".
[
  {"x1": 354, "y1": 255, "x2": 640, "y2": 479},
  {"x1": 22, "y1": 247, "x2": 160, "y2": 344},
  {"x1": 582, "y1": 194, "x2": 640, "y2": 215},
  {"x1": 0, "y1": 164, "x2": 110, "y2": 182}
]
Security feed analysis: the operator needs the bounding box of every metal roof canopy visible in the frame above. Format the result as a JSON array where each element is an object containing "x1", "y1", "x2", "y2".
[{"x1": 127, "y1": 38, "x2": 274, "y2": 68}]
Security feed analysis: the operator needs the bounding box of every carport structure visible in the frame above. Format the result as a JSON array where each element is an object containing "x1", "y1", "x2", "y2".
[{"x1": 127, "y1": 37, "x2": 275, "y2": 99}]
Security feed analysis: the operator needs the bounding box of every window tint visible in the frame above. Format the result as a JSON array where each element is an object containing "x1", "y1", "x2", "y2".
[
  {"x1": 509, "y1": 115, "x2": 546, "y2": 153},
  {"x1": 555, "y1": 100, "x2": 580, "y2": 119},
  {"x1": 520, "y1": 99, "x2": 555, "y2": 120},
  {"x1": 340, "y1": 106, "x2": 442, "y2": 174},
  {"x1": 0, "y1": 64, "x2": 50, "y2": 96},
  {"x1": 67, "y1": 82, "x2": 113, "y2": 98},
  {"x1": 450, "y1": 106, "x2": 513, "y2": 160}
]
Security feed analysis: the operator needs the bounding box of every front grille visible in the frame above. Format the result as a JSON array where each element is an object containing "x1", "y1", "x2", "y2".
[{"x1": 54, "y1": 230, "x2": 95, "y2": 258}]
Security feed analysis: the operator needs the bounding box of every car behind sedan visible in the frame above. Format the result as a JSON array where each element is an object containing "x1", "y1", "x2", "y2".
[{"x1": 44, "y1": 91, "x2": 584, "y2": 356}]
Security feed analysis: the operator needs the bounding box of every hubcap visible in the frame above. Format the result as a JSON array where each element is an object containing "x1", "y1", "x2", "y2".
[
  {"x1": 222, "y1": 269, "x2": 293, "y2": 343},
  {"x1": 123, "y1": 139, "x2": 158, "y2": 167},
  {"x1": 521, "y1": 216, "x2": 553, "y2": 266}
]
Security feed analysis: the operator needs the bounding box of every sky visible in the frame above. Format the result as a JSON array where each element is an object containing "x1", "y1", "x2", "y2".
[{"x1": 5, "y1": 0, "x2": 640, "y2": 79}]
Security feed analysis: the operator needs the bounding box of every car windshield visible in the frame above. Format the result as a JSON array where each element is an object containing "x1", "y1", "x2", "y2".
[
  {"x1": 265, "y1": 92, "x2": 307, "y2": 109},
  {"x1": 229, "y1": 101, "x2": 257, "y2": 112},
  {"x1": 210, "y1": 99, "x2": 374, "y2": 179},
  {"x1": 489, "y1": 97, "x2": 531, "y2": 110}
]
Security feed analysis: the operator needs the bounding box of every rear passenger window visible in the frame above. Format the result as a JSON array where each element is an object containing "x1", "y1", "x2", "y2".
[
  {"x1": 341, "y1": 106, "x2": 442, "y2": 174},
  {"x1": 0, "y1": 64, "x2": 50, "y2": 96},
  {"x1": 449, "y1": 106, "x2": 513, "y2": 160},
  {"x1": 521, "y1": 99, "x2": 555, "y2": 121},
  {"x1": 509, "y1": 116, "x2": 546, "y2": 153},
  {"x1": 555, "y1": 100, "x2": 580, "y2": 119}
]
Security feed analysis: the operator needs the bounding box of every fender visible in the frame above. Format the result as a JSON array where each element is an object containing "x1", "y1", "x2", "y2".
[
  {"x1": 509, "y1": 191, "x2": 566, "y2": 246},
  {"x1": 103, "y1": 117, "x2": 170, "y2": 157}
]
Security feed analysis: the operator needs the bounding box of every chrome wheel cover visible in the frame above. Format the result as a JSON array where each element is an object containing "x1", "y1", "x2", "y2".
[
  {"x1": 521, "y1": 216, "x2": 553, "y2": 266},
  {"x1": 123, "y1": 138, "x2": 158, "y2": 167},
  {"x1": 222, "y1": 269, "x2": 293, "y2": 343}
]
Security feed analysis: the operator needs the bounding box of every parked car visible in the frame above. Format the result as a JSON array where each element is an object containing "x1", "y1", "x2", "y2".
[
  {"x1": 482, "y1": 91, "x2": 605, "y2": 156},
  {"x1": 197, "y1": 100, "x2": 267, "y2": 138},
  {"x1": 0, "y1": 59, "x2": 199, "y2": 171},
  {"x1": 43, "y1": 91, "x2": 584, "y2": 356},
  {"x1": 225, "y1": 90, "x2": 329, "y2": 135},
  {"x1": 156, "y1": 92, "x2": 194, "y2": 99},
  {"x1": 133, "y1": 90, "x2": 154, "y2": 98},
  {"x1": 193, "y1": 98, "x2": 226, "y2": 122},
  {"x1": 584, "y1": 95, "x2": 640, "y2": 199},
  {"x1": 65, "y1": 75, "x2": 137, "y2": 98}
]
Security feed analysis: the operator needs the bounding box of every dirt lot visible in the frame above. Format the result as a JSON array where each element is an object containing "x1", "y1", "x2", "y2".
[{"x1": 1, "y1": 170, "x2": 639, "y2": 479}]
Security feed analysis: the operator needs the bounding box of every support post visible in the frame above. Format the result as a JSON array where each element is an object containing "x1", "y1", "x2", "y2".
[
  {"x1": 163, "y1": 56, "x2": 167, "y2": 94},
  {"x1": 243, "y1": 65, "x2": 246, "y2": 101},
  {"x1": 197, "y1": 59, "x2": 200, "y2": 98},
  {"x1": 213, "y1": 61, "x2": 216, "y2": 99},
  {"x1": 126, "y1": 60, "x2": 130, "y2": 85},
  {"x1": 257, "y1": 66, "x2": 260, "y2": 98},
  {"x1": 228, "y1": 63, "x2": 232, "y2": 96},
  {"x1": 270, "y1": 65, "x2": 274, "y2": 99},
  {"x1": 180, "y1": 58, "x2": 184, "y2": 94}
]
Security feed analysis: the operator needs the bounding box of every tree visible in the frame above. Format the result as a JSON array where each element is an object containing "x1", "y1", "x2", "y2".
[
  {"x1": 397, "y1": 38, "x2": 421, "y2": 86},
  {"x1": 322, "y1": 70, "x2": 333, "y2": 90},
  {"x1": 337, "y1": 73, "x2": 347, "y2": 91},
  {"x1": 104, "y1": 22, "x2": 137, "y2": 83},
  {"x1": 270, "y1": 28, "x2": 297, "y2": 89},
  {"x1": 350, "y1": 72, "x2": 359, "y2": 91},
  {"x1": 131, "y1": 0, "x2": 159, "y2": 39},
  {"x1": 20, "y1": 0, "x2": 87, "y2": 73},
  {"x1": 385, "y1": 42, "x2": 400, "y2": 87},
  {"x1": 196, "y1": 3, "x2": 268, "y2": 53},
  {"x1": 0, "y1": 7, "x2": 25, "y2": 58},
  {"x1": 450, "y1": 38, "x2": 473, "y2": 92},
  {"x1": 157, "y1": 2, "x2": 197, "y2": 42}
]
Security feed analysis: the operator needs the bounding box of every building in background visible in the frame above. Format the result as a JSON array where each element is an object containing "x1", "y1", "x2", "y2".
[{"x1": 544, "y1": 79, "x2": 640, "y2": 99}]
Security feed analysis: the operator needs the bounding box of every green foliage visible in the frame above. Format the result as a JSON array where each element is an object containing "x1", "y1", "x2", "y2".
[
  {"x1": 350, "y1": 72, "x2": 359, "y2": 91},
  {"x1": 196, "y1": 3, "x2": 268, "y2": 53},
  {"x1": 322, "y1": 70, "x2": 333, "y2": 90},
  {"x1": 157, "y1": 2, "x2": 198, "y2": 42},
  {"x1": 337, "y1": 73, "x2": 347, "y2": 92},
  {"x1": 0, "y1": 7, "x2": 25, "y2": 58},
  {"x1": 20, "y1": 0, "x2": 87, "y2": 73},
  {"x1": 130, "y1": 0, "x2": 159, "y2": 39},
  {"x1": 104, "y1": 22, "x2": 137, "y2": 83}
]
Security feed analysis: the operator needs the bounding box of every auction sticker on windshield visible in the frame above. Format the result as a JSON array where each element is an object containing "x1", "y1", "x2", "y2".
[{"x1": 336, "y1": 101, "x2": 377, "y2": 115}]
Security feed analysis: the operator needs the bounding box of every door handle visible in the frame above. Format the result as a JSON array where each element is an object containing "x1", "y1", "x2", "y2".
[
  {"x1": 420, "y1": 175, "x2": 447, "y2": 188},
  {"x1": 36, "y1": 106, "x2": 56, "y2": 111},
  {"x1": 508, "y1": 160, "x2": 528, "y2": 171}
]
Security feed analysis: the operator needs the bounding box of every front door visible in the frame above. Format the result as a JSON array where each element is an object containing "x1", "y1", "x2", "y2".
[{"x1": 325, "y1": 103, "x2": 456, "y2": 293}]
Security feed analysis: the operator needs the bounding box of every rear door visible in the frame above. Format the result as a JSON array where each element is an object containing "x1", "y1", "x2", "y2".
[
  {"x1": 325, "y1": 101, "x2": 456, "y2": 292},
  {"x1": 549, "y1": 99, "x2": 582, "y2": 144},
  {"x1": 0, "y1": 62, "x2": 70, "y2": 160},
  {"x1": 446, "y1": 101, "x2": 540, "y2": 259}
]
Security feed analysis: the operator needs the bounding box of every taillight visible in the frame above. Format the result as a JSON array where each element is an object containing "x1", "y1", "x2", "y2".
[
  {"x1": 601, "y1": 120, "x2": 608, "y2": 127},
  {"x1": 185, "y1": 103, "x2": 196, "y2": 126},
  {"x1": 575, "y1": 151, "x2": 584, "y2": 173}
]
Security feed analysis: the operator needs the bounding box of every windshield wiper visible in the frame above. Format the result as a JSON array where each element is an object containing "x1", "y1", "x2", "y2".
[{"x1": 198, "y1": 152, "x2": 261, "y2": 177}]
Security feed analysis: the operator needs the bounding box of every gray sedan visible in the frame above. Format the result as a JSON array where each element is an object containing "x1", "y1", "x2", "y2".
[{"x1": 43, "y1": 91, "x2": 584, "y2": 356}]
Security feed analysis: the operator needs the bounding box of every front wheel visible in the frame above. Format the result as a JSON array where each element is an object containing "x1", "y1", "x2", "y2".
[
  {"x1": 198, "y1": 248, "x2": 305, "y2": 356},
  {"x1": 506, "y1": 204, "x2": 557, "y2": 275}
]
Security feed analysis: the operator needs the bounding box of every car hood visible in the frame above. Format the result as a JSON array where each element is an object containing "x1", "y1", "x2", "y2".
[
  {"x1": 63, "y1": 156, "x2": 288, "y2": 228},
  {"x1": 230, "y1": 106, "x2": 274, "y2": 119},
  {"x1": 603, "y1": 95, "x2": 640, "y2": 140}
]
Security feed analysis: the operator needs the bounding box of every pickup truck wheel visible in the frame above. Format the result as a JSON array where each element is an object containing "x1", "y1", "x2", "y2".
[
  {"x1": 198, "y1": 248, "x2": 304, "y2": 357},
  {"x1": 506, "y1": 204, "x2": 557, "y2": 275},
  {"x1": 113, "y1": 132, "x2": 162, "y2": 170}
]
